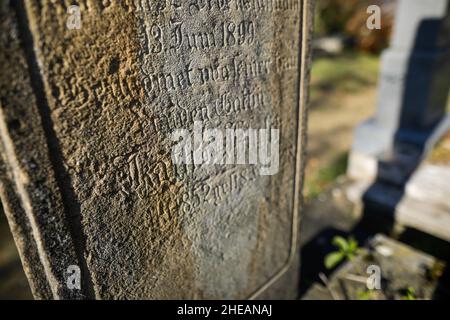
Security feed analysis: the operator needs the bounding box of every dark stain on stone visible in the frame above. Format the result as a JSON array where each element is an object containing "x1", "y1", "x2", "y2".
[{"x1": 108, "y1": 57, "x2": 120, "y2": 75}]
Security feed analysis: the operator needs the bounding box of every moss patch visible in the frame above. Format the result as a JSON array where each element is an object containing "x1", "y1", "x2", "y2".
[{"x1": 428, "y1": 131, "x2": 450, "y2": 165}]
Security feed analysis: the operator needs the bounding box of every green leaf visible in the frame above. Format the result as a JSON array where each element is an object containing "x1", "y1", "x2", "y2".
[
  {"x1": 357, "y1": 290, "x2": 372, "y2": 300},
  {"x1": 346, "y1": 252, "x2": 357, "y2": 260},
  {"x1": 324, "y1": 251, "x2": 344, "y2": 269},
  {"x1": 332, "y1": 236, "x2": 349, "y2": 251},
  {"x1": 347, "y1": 237, "x2": 359, "y2": 252},
  {"x1": 401, "y1": 287, "x2": 416, "y2": 300}
]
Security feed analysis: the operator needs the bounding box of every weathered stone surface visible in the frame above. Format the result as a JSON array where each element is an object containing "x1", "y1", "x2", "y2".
[
  {"x1": 0, "y1": 2, "x2": 83, "y2": 299},
  {"x1": 0, "y1": 0, "x2": 312, "y2": 299}
]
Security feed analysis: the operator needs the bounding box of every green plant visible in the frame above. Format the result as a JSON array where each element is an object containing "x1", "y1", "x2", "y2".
[
  {"x1": 324, "y1": 236, "x2": 361, "y2": 269},
  {"x1": 314, "y1": 0, "x2": 362, "y2": 36},
  {"x1": 357, "y1": 289, "x2": 374, "y2": 300},
  {"x1": 304, "y1": 152, "x2": 348, "y2": 201},
  {"x1": 401, "y1": 287, "x2": 417, "y2": 300}
]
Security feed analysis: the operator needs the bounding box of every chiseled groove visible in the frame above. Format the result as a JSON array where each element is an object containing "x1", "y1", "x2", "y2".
[
  {"x1": 248, "y1": 0, "x2": 309, "y2": 300},
  {"x1": 247, "y1": 0, "x2": 312, "y2": 300}
]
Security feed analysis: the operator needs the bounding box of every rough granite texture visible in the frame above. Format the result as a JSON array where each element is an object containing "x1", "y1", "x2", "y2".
[{"x1": 0, "y1": 0, "x2": 312, "y2": 299}]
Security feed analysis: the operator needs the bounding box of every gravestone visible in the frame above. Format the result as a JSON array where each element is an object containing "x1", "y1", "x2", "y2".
[
  {"x1": 348, "y1": 0, "x2": 450, "y2": 185},
  {"x1": 0, "y1": 0, "x2": 313, "y2": 299}
]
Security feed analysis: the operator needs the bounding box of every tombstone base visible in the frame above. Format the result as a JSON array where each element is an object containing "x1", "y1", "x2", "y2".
[
  {"x1": 347, "y1": 116, "x2": 450, "y2": 241},
  {"x1": 347, "y1": 122, "x2": 450, "y2": 242},
  {"x1": 348, "y1": 115, "x2": 450, "y2": 184}
]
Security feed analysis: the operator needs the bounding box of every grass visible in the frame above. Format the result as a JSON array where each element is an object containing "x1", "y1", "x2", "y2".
[
  {"x1": 428, "y1": 131, "x2": 450, "y2": 165},
  {"x1": 305, "y1": 152, "x2": 348, "y2": 201},
  {"x1": 304, "y1": 51, "x2": 380, "y2": 201},
  {"x1": 310, "y1": 52, "x2": 380, "y2": 106}
]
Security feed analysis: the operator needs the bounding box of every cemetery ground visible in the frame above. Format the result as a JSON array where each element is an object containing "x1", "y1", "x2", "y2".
[
  {"x1": 301, "y1": 51, "x2": 450, "y2": 300},
  {"x1": 0, "y1": 51, "x2": 449, "y2": 299},
  {"x1": 305, "y1": 51, "x2": 380, "y2": 201}
]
